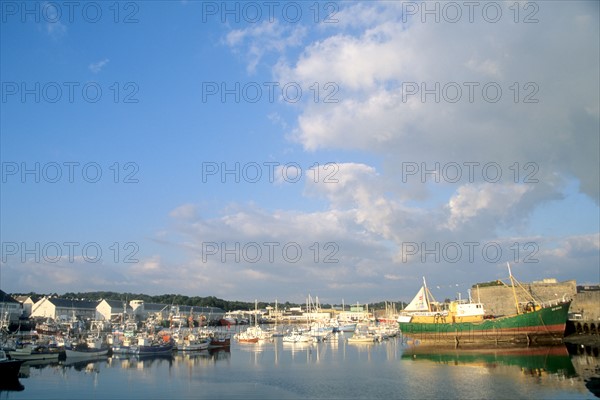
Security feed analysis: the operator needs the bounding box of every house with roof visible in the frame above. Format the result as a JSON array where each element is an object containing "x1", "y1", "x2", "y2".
[
  {"x1": 96, "y1": 299, "x2": 134, "y2": 321},
  {"x1": 14, "y1": 295, "x2": 41, "y2": 317},
  {"x1": 0, "y1": 290, "x2": 23, "y2": 322},
  {"x1": 30, "y1": 297, "x2": 99, "y2": 320}
]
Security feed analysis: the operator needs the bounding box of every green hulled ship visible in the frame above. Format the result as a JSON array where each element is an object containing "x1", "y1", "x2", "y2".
[{"x1": 398, "y1": 265, "x2": 572, "y2": 347}]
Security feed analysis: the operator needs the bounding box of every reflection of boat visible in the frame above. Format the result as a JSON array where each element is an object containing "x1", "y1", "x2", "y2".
[
  {"x1": 399, "y1": 266, "x2": 572, "y2": 347},
  {"x1": 402, "y1": 346, "x2": 577, "y2": 377},
  {"x1": 8, "y1": 345, "x2": 61, "y2": 361},
  {"x1": 61, "y1": 357, "x2": 108, "y2": 371},
  {"x1": 0, "y1": 379, "x2": 24, "y2": 392},
  {"x1": 208, "y1": 347, "x2": 231, "y2": 359}
]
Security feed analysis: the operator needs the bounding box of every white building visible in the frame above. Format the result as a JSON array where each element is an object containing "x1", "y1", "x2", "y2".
[
  {"x1": 30, "y1": 297, "x2": 98, "y2": 320},
  {"x1": 96, "y1": 299, "x2": 134, "y2": 321},
  {"x1": 0, "y1": 290, "x2": 23, "y2": 322},
  {"x1": 14, "y1": 295, "x2": 40, "y2": 317}
]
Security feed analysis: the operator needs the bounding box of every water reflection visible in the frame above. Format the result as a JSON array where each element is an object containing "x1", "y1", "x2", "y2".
[
  {"x1": 401, "y1": 346, "x2": 577, "y2": 377},
  {"x1": 61, "y1": 356, "x2": 108, "y2": 372},
  {"x1": 566, "y1": 343, "x2": 600, "y2": 398},
  {"x1": 109, "y1": 353, "x2": 175, "y2": 370},
  {"x1": 0, "y1": 379, "x2": 24, "y2": 393},
  {"x1": 18, "y1": 359, "x2": 60, "y2": 378},
  {"x1": 5, "y1": 337, "x2": 598, "y2": 399}
]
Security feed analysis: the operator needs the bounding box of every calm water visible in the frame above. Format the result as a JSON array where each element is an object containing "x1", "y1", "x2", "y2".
[{"x1": 3, "y1": 333, "x2": 599, "y2": 399}]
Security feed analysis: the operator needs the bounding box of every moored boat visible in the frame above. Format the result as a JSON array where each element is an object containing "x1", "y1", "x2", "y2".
[
  {"x1": 135, "y1": 336, "x2": 174, "y2": 356},
  {"x1": 209, "y1": 332, "x2": 231, "y2": 348},
  {"x1": 66, "y1": 333, "x2": 109, "y2": 359},
  {"x1": 282, "y1": 329, "x2": 313, "y2": 343},
  {"x1": 0, "y1": 350, "x2": 24, "y2": 381},
  {"x1": 8, "y1": 344, "x2": 60, "y2": 361},
  {"x1": 176, "y1": 334, "x2": 210, "y2": 351},
  {"x1": 398, "y1": 265, "x2": 572, "y2": 347},
  {"x1": 347, "y1": 324, "x2": 377, "y2": 343},
  {"x1": 336, "y1": 323, "x2": 358, "y2": 333},
  {"x1": 65, "y1": 347, "x2": 109, "y2": 358}
]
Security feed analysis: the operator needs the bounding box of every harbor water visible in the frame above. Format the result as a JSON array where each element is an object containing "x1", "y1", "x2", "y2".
[{"x1": 3, "y1": 332, "x2": 599, "y2": 399}]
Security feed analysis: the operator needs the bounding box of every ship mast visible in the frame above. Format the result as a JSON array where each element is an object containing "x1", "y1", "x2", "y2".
[
  {"x1": 507, "y1": 262, "x2": 520, "y2": 314},
  {"x1": 423, "y1": 276, "x2": 432, "y2": 312}
]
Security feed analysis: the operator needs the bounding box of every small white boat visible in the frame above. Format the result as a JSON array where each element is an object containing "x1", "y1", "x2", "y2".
[
  {"x1": 8, "y1": 345, "x2": 60, "y2": 361},
  {"x1": 347, "y1": 334, "x2": 376, "y2": 343},
  {"x1": 176, "y1": 334, "x2": 210, "y2": 351},
  {"x1": 282, "y1": 330, "x2": 313, "y2": 343},
  {"x1": 347, "y1": 324, "x2": 377, "y2": 343}
]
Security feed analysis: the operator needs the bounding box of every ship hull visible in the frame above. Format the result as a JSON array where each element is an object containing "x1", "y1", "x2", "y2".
[{"x1": 399, "y1": 301, "x2": 571, "y2": 347}]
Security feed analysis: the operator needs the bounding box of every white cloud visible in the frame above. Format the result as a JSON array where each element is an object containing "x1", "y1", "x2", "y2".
[
  {"x1": 445, "y1": 183, "x2": 531, "y2": 231},
  {"x1": 224, "y1": 21, "x2": 306, "y2": 74},
  {"x1": 169, "y1": 203, "x2": 198, "y2": 220},
  {"x1": 275, "y1": 1, "x2": 599, "y2": 205},
  {"x1": 88, "y1": 58, "x2": 110, "y2": 74}
]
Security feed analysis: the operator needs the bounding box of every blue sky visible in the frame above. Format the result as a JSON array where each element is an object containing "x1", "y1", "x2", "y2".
[{"x1": 1, "y1": 1, "x2": 599, "y2": 305}]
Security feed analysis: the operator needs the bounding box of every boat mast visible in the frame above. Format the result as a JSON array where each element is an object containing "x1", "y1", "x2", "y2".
[
  {"x1": 507, "y1": 262, "x2": 520, "y2": 314},
  {"x1": 423, "y1": 276, "x2": 431, "y2": 312}
]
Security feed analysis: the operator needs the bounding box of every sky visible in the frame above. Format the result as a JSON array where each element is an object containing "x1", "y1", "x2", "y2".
[{"x1": 1, "y1": 1, "x2": 599, "y2": 305}]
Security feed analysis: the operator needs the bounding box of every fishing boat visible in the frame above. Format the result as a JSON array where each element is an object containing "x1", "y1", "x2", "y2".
[
  {"x1": 8, "y1": 344, "x2": 60, "y2": 361},
  {"x1": 209, "y1": 331, "x2": 231, "y2": 348},
  {"x1": 111, "y1": 335, "x2": 139, "y2": 355},
  {"x1": 35, "y1": 318, "x2": 60, "y2": 335},
  {"x1": 398, "y1": 264, "x2": 572, "y2": 347},
  {"x1": 65, "y1": 336, "x2": 109, "y2": 359},
  {"x1": 175, "y1": 333, "x2": 210, "y2": 351},
  {"x1": 235, "y1": 326, "x2": 262, "y2": 343},
  {"x1": 135, "y1": 336, "x2": 174, "y2": 356},
  {"x1": 65, "y1": 347, "x2": 109, "y2": 358}
]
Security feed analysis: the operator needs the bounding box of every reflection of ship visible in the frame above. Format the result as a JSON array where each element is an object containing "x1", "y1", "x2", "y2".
[
  {"x1": 402, "y1": 346, "x2": 577, "y2": 377},
  {"x1": 61, "y1": 357, "x2": 108, "y2": 372},
  {"x1": 15, "y1": 358, "x2": 60, "y2": 379},
  {"x1": 565, "y1": 342, "x2": 600, "y2": 398},
  {"x1": 399, "y1": 266, "x2": 571, "y2": 347}
]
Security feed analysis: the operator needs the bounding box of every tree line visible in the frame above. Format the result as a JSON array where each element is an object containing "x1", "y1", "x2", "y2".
[{"x1": 10, "y1": 291, "x2": 406, "y2": 312}]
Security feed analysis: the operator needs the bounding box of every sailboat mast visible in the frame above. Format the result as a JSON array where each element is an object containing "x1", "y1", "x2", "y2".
[
  {"x1": 423, "y1": 276, "x2": 431, "y2": 312},
  {"x1": 507, "y1": 262, "x2": 520, "y2": 314}
]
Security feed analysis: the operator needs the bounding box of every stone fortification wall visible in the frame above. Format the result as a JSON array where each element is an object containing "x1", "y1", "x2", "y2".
[
  {"x1": 473, "y1": 280, "x2": 577, "y2": 317},
  {"x1": 570, "y1": 291, "x2": 600, "y2": 321}
]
